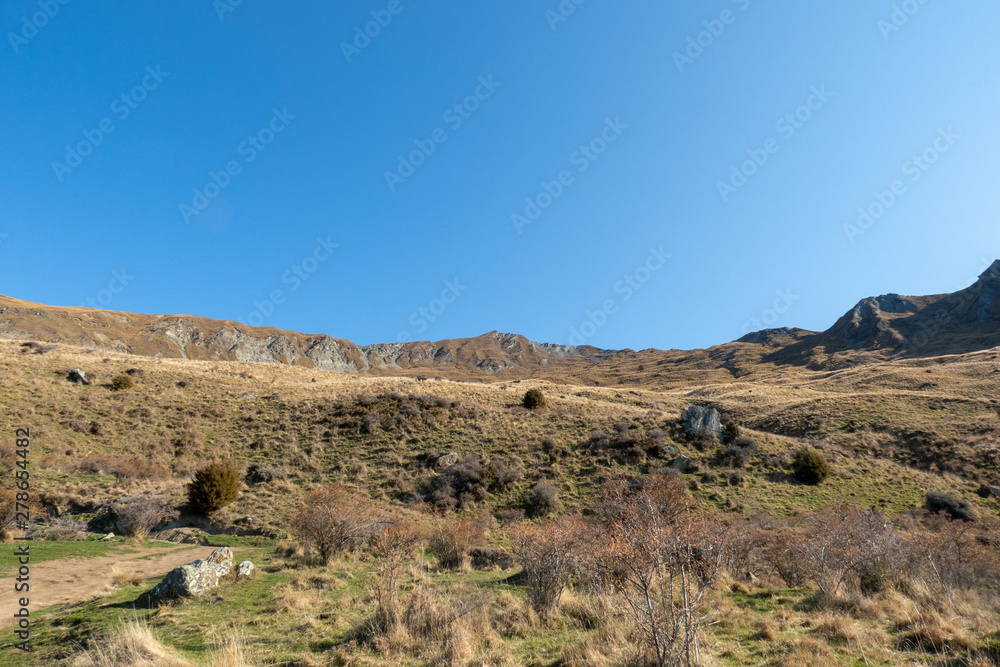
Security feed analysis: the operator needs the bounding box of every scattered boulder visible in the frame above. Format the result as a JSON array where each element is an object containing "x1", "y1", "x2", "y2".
[
  {"x1": 246, "y1": 465, "x2": 287, "y2": 485},
  {"x1": 149, "y1": 527, "x2": 209, "y2": 545},
  {"x1": 670, "y1": 455, "x2": 698, "y2": 474},
  {"x1": 976, "y1": 484, "x2": 1000, "y2": 499},
  {"x1": 236, "y1": 560, "x2": 255, "y2": 581},
  {"x1": 67, "y1": 368, "x2": 90, "y2": 385},
  {"x1": 925, "y1": 491, "x2": 977, "y2": 522},
  {"x1": 434, "y1": 452, "x2": 460, "y2": 470},
  {"x1": 151, "y1": 547, "x2": 234, "y2": 600},
  {"x1": 684, "y1": 406, "x2": 721, "y2": 438},
  {"x1": 469, "y1": 547, "x2": 514, "y2": 570},
  {"x1": 176, "y1": 381, "x2": 188, "y2": 388},
  {"x1": 125, "y1": 368, "x2": 145, "y2": 377},
  {"x1": 649, "y1": 443, "x2": 680, "y2": 460},
  {"x1": 237, "y1": 393, "x2": 256, "y2": 401},
  {"x1": 100, "y1": 532, "x2": 115, "y2": 541}
]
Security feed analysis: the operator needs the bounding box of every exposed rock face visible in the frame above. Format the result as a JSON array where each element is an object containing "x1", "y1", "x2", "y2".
[
  {"x1": 670, "y1": 455, "x2": 696, "y2": 473},
  {"x1": 684, "y1": 406, "x2": 721, "y2": 437},
  {"x1": 236, "y1": 560, "x2": 255, "y2": 580},
  {"x1": 67, "y1": 368, "x2": 90, "y2": 385},
  {"x1": 434, "y1": 453, "x2": 459, "y2": 469},
  {"x1": 151, "y1": 547, "x2": 234, "y2": 600}
]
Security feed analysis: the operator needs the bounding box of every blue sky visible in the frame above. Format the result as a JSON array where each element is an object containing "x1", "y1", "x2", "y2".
[{"x1": 2, "y1": 1, "x2": 999, "y2": 350}]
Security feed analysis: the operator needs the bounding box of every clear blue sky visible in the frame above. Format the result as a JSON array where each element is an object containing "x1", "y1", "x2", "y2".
[{"x1": 2, "y1": 1, "x2": 999, "y2": 350}]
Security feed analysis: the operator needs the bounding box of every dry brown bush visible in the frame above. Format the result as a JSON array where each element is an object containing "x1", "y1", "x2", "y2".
[
  {"x1": 513, "y1": 515, "x2": 587, "y2": 617},
  {"x1": 429, "y1": 517, "x2": 487, "y2": 570},
  {"x1": 292, "y1": 484, "x2": 383, "y2": 565},
  {"x1": 109, "y1": 492, "x2": 178, "y2": 540}
]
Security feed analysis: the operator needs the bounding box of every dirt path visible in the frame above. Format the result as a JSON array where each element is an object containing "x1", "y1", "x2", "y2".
[{"x1": 0, "y1": 543, "x2": 216, "y2": 628}]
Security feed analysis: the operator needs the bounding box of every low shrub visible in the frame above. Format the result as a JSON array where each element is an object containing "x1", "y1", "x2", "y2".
[
  {"x1": 792, "y1": 448, "x2": 829, "y2": 485},
  {"x1": 429, "y1": 517, "x2": 486, "y2": 569},
  {"x1": 109, "y1": 492, "x2": 179, "y2": 539},
  {"x1": 110, "y1": 374, "x2": 134, "y2": 391},
  {"x1": 523, "y1": 388, "x2": 547, "y2": 410},
  {"x1": 526, "y1": 480, "x2": 562, "y2": 517},
  {"x1": 187, "y1": 460, "x2": 241, "y2": 514},
  {"x1": 925, "y1": 491, "x2": 977, "y2": 522}
]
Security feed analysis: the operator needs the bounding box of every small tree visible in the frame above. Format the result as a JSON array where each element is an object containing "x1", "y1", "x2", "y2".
[
  {"x1": 292, "y1": 484, "x2": 383, "y2": 565},
  {"x1": 187, "y1": 460, "x2": 240, "y2": 514},
  {"x1": 792, "y1": 448, "x2": 829, "y2": 485},
  {"x1": 110, "y1": 492, "x2": 178, "y2": 539},
  {"x1": 523, "y1": 388, "x2": 547, "y2": 410}
]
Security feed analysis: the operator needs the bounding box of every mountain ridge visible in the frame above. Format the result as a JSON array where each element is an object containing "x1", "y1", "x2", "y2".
[{"x1": 3, "y1": 261, "x2": 1000, "y2": 384}]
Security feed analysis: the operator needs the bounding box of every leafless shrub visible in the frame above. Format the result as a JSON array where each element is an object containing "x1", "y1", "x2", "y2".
[
  {"x1": 429, "y1": 517, "x2": 486, "y2": 570},
  {"x1": 292, "y1": 484, "x2": 384, "y2": 565},
  {"x1": 513, "y1": 515, "x2": 586, "y2": 617},
  {"x1": 109, "y1": 493, "x2": 179, "y2": 539},
  {"x1": 369, "y1": 518, "x2": 422, "y2": 635},
  {"x1": 789, "y1": 506, "x2": 904, "y2": 598},
  {"x1": 526, "y1": 480, "x2": 561, "y2": 517},
  {"x1": 588, "y1": 474, "x2": 726, "y2": 667}
]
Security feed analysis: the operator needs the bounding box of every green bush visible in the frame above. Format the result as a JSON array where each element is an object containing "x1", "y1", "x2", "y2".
[
  {"x1": 110, "y1": 374, "x2": 134, "y2": 391},
  {"x1": 187, "y1": 460, "x2": 240, "y2": 514},
  {"x1": 792, "y1": 448, "x2": 829, "y2": 485},
  {"x1": 523, "y1": 388, "x2": 547, "y2": 410}
]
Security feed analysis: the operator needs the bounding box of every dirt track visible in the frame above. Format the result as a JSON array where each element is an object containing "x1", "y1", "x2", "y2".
[{"x1": 0, "y1": 543, "x2": 216, "y2": 628}]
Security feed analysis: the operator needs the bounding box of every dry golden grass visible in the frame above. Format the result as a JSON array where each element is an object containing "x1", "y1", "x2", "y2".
[
  {"x1": 72, "y1": 618, "x2": 192, "y2": 667},
  {"x1": 110, "y1": 565, "x2": 144, "y2": 588}
]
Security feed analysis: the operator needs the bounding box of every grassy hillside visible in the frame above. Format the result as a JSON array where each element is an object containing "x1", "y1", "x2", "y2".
[{"x1": 1, "y1": 339, "x2": 999, "y2": 665}]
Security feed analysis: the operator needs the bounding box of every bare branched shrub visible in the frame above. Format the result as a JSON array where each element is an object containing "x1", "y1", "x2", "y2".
[
  {"x1": 430, "y1": 517, "x2": 486, "y2": 570},
  {"x1": 526, "y1": 480, "x2": 561, "y2": 517},
  {"x1": 589, "y1": 474, "x2": 725, "y2": 667},
  {"x1": 513, "y1": 515, "x2": 586, "y2": 617},
  {"x1": 292, "y1": 484, "x2": 383, "y2": 565},
  {"x1": 912, "y1": 514, "x2": 1000, "y2": 595},
  {"x1": 789, "y1": 506, "x2": 903, "y2": 598},
  {"x1": 369, "y1": 518, "x2": 422, "y2": 635},
  {"x1": 109, "y1": 493, "x2": 179, "y2": 540}
]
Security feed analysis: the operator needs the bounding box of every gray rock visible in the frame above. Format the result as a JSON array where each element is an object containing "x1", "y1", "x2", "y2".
[
  {"x1": 236, "y1": 560, "x2": 255, "y2": 580},
  {"x1": 650, "y1": 444, "x2": 680, "y2": 459},
  {"x1": 67, "y1": 368, "x2": 90, "y2": 385},
  {"x1": 434, "y1": 452, "x2": 459, "y2": 469},
  {"x1": 149, "y1": 527, "x2": 209, "y2": 545},
  {"x1": 669, "y1": 455, "x2": 697, "y2": 474},
  {"x1": 151, "y1": 547, "x2": 234, "y2": 600},
  {"x1": 684, "y1": 406, "x2": 721, "y2": 437},
  {"x1": 100, "y1": 532, "x2": 115, "y2": 541},
  {"x1": 976, "y1": 484, "x2": 1000, "y2": 499},
  {"x1": 237, "y1": 393, "x2": 256, "y2": 401}
]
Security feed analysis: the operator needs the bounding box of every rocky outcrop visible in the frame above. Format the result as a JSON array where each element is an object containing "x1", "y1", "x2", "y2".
[
  {"x1": 151, "y1": 547, "x2": 234, "y2": 600},
  {"x1": 684, "y1": 406, "x2": 721, "y2": 437}
]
